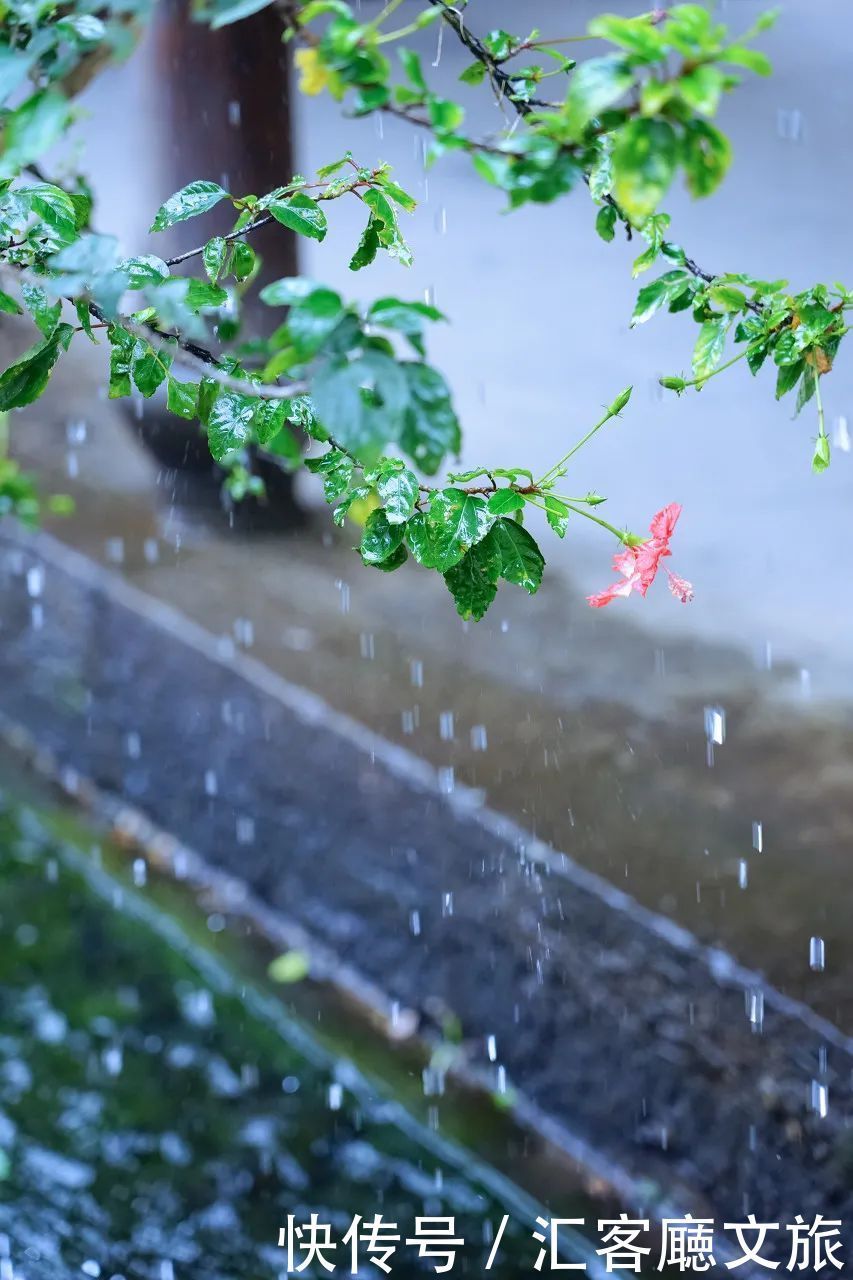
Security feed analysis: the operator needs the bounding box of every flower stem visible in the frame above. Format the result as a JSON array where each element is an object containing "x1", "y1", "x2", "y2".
[{"x1": 536, "y1": 404, "x2": 621, "y2": 487}]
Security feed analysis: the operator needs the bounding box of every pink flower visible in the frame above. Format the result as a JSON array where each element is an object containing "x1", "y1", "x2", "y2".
[{"x1": 587, "y1": 503, "x2": 693, "y2": 608}]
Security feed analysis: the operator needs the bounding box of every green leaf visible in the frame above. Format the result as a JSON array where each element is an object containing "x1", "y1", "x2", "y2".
[
  {"x1": 186, "y1": 279, "x2": 228, "y2": 311},
  {"x1": 119, "y1": 255, "x2": 170, "y2": 289},
  {"x1": 361, "y1": 189, "x2": 412, "y2": 265},
  {"x1": 287, "y1": 287, "x2": 344, "y2": 358},
  {"x1": 0, "y1": 326, "x2": 72, "y2": 411},
  {"x1": 108, "y1": 326, "x2": 135, "y2": 399},
  {"x1": 631, "y1": 271, "x2": 690, "y2": 325},
  {"x1": 399, "y1": 363, "x2": 460, "y2": 474},
  {"x1": 443, "y1": 535, "x2": 501, "y2": 621},
  {"x1": 612, "y1": 119, "x2": 679, "y2": 224},
  {"x1": 692, "y1": 318, "x2": 727, "y2": 379},
  {"x1": 723, "y1": 45, "x2": 772, "y2": 76},
  {"x1": 487, "y1": 488, "x2": 525, "y2": 515},
  {"x1": 203, "y1": 236, "x2": 228, "y2": 283},
  {"x1": 150, "y1": 181, "x2": 230, "y2": 232},
  {"x1": 376, "y1": 463, "x2": 419, "y2": 523},
  {"x1": 367, "y1": 297, "x2": 444, "y2": 356},
  {"x1": 132, "y1": 340, "x2": 172, "y2": 398},
  {"x1": 0, "y1": 91, "x2": 70, "y2": 178},
  {"x1": 349, "y1": 218, "x2": 381, "y2": 271},
  {"x1": 595, "y1": 204, "x2": 617, "y2": 243},
  {"x1": 207, "y1": 391, "x2": 262, "y2": 460},
  {"x1": 19, "y1": 183, "x2": 77, "y2": 241},
  {"x1": 678, "y1": 65, "x2": 724, "y2": 115},
  {"x1": 491, "y1": 517, "x2": 545, "y2": 593},
  {"x1": 426, "y1": 488, "x2": 494, "y2": 573},
  {"x1": 563, "y1": 56, "x2": 633, "y2": 136},
  {"x1": 543, "y1": 495, "x2": 570, "y2": 538},
  {"x1": 588, "y1": 13, "x2": 666, "y2": 57},
  {"x1": 405, "y1": 510, "x2": 442, "y2": 568},
  {"x1": 682, "y1": 120, "x2": 731, "y2": 199},
  {"x1": 399, "y1": 48, "x2": 428, "y2": 91},
  {"x1": 0, "y1": 290, "x2": 22, "y2": 317},
  {"x1": 231, "y1": 241, "x2": 256, "y2": 281},
  {"x1": 259, "y1": 277, "x2": 321, "y2": 307},
  {"x1": 304, "y1": 447, "x2": 354, "y2": 501},
  {"x1": 708, "y1": 284, "x2": 747, "y2": 312},
  {"x1": 776, "y1": 359, "x2": 804, "y2": 400},
  {"x1": 360, "y1": 507, "x2": 405, "y2": 565},
  {"x1": 268, "y1": 191, "x2": 328, "y2": 241},
  {"x1": 21, "y1": 283, "x2": 60, "y2": 337},
  {"x1": 460, "y1": 61, "x2": 487, "y2": 85},
  {"x1": 166, "y1": 377, "x2": 199, "y2": 420}
]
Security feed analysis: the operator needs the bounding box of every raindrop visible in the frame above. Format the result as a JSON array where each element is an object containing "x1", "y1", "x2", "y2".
[
  {"x1": 410, "y1": 658, "x2": 424, "y2": 688},
  {"x1": 66, "y1": 419, "x2": 88, "y2": 445},
  {"x1": 500, "y1": 620, "x2": 510, "y2": 634},
  {"x1": 431, "y1": 17, "x2": 444, "y2": 66},
  {"x1": 401, "y1": 710, "x2": 416, "y2": 735},
  {"x1": 442, "y1": 892, "x2": 454, "y2": 917},
  {"x1": 105, "y1": 537, "x2": 125, "y2": 564},
  {"x1": 125, "y1": 731, "x2": 142, "y2": 760},
  {"x1": 439, "y1": 711, "x2": 455, "y2": 740},
  {"x1": 751, "y1": 821, "x2": 763, "y2": 853},
  {"x1": 800, "y1": 668, "x2": 812, "y2": 699},
  {"x1": 438, "y1": 766, "x2": 455, "y2": 794},
  {"x1": 704, "y1": 706, "x2": 726, "y2": 746},
  {"x1": 470, "y1": 725, "x2": 488, "y2": 751},
  {"x1": 282, "y1": 1075, "x2": 300, "y2": 1093},
  {"x1": 204, "y1": 769, "x2": 218, "y2": 797},
  {"x1": 409, "y1": 910, "x2": 421, "y2": 937},
  {"x1": 496, "y1": 1065, "x2": 507, "y2": 1093},
  {"x1": 810, "y1": 1080, "x2": 828, "y2": 1118},
  {"x1": 746, "y1": 988, "x2": 764, "y2": 1033},
  {"x1": 776, "y1": 107, "x2": 804, "y2": 142},
  {"x1": 337, "y1": 580, "x2": 351, "y2": 613},
  {"x1": 328, "y1": 1082, "x2": 343, "y2": 1110},
  {"x1": 132, "y1": 858, "x2": 147, "y2": 887},
  {"x1": 360, "y1": 632, "x2": 375, "y2": 660},
  {"x1": 434, "y1": 207, "x2": 448, "y2": 234},
  {"x1": 486, "y1": 1034, "x2": 497, "y2": 1061},
  {"x1": 233, "y1": 617, "x2": 254, "y2": 647},
  {"x1": 833, "y1": 415, "x2": 850, "y2": 452},
  {"x1": 236, "y1": 815, "x2": 255, "y2": 845},
  {"x1": 66, "y1": 452, "x2": 79, "y2": 478},
  {"x1": 738, "y1": 860, "x2": 748, "y2": 890},
  {"x1": 143, "y1": 537, "x2": 160, "y2": 564},
  {"x1": 227, "y1": 100, "x2": 241, "y2": 127},
  {"x1": 81, "y1": 1262, "x2": 101, "y2": 1278},
  {"x1": 809, "y1": 937, "x2": 826, "y2": 971},
  {"x1": 26, "y1": 565, "x2": 44, "y2": 599}
]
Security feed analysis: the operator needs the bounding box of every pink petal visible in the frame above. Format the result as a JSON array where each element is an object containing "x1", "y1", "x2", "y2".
[
  {"x1": 612, "y1": 546, "x2": 638, "y2": 579},
  {"x1": 649, "y1": 503, "x2": 682, "y2": 542},
  {"x1": 587, "y1": 575, "x2": 639, "y2": 608},
  {"x1": 667, "y1": 570, "x2": 694, "y2": 603}
]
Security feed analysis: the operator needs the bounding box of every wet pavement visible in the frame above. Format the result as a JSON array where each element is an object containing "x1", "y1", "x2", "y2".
[{"x1": 0, "y1": 528, "x2": 851, "y2": 1268}]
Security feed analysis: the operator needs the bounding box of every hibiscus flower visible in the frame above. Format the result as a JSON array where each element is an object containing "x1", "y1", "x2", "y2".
[{"x1": 587, "y1": 502, "x2": 693, "y2": 608}]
